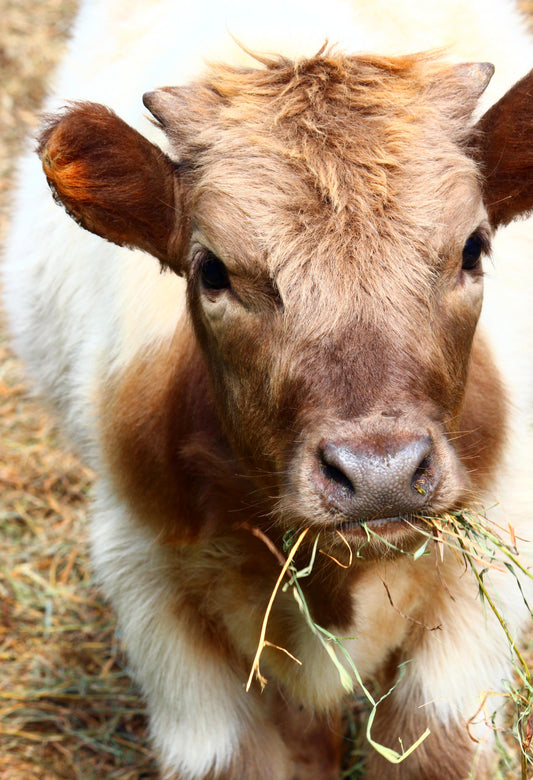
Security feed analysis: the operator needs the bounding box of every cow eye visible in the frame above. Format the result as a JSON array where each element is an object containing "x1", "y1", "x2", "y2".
[
  {"x1": 462, "y1": 231, "x2": 487, "y2": 272},
  {"x1": 200, "y1": 252, "x2": 231, "y2": 292}
]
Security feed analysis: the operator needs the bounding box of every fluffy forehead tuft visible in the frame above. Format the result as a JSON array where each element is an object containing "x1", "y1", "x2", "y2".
[{"x1": 167, "y1": 51, "x2": 485, "y2": 310}]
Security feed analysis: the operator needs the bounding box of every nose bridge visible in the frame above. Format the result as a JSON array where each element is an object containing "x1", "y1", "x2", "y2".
[
  {"x1": 274, "y1": 264, "x2": 457, "y2": 424},
  {"x1": 290, "y1": 308, "x2": 401, "y2": 421},
  {"x1": 323, "y1": 307, "x2": 454, "y2": 420}
]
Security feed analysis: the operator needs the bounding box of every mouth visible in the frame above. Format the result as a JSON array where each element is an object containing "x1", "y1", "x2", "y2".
[
  {"x1": 322, "y1": 514, "x2": 429, "y2": 557},
  {"x1": 336, "y1": 514, "x2": 422, "y2": 534}
]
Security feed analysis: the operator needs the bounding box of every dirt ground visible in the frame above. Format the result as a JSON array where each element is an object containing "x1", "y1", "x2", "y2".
[{"x1": 0, "y1": 2, "x2": 532, "y2": 779}]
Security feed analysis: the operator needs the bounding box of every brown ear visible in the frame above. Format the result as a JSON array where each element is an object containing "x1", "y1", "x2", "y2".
[
  {"x1": 472, "y1": 69, "x2": 533, "y2": 228},
  {"x1": 38, "y1": 102, "x2": 186, "y2": 266}
]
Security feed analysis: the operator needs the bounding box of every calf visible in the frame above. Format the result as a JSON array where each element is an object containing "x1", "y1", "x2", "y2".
[{"x1": 3, "y1": 0, "x2": 533, "y2": 777}]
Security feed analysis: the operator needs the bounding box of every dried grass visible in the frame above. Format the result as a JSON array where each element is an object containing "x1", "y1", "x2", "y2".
[
  {"x1": 0, "y1": 317, "x2": 158, "y2": 779},
  {"x1": 0, "y1": 1, "x2": 531, "y2": 778}
]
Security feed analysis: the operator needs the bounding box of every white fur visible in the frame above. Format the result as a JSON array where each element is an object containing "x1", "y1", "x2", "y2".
[
  {"x1": 91, "y1": 482, "x2": 292, "y2": 780},
  {"x1": 3, "y1": 1, "x2": 533, "y2": 777}
]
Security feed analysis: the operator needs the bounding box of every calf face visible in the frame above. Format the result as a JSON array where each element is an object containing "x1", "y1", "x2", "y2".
[{"x1": 38, "y1": 53, "x2": 532, "y2": 555}]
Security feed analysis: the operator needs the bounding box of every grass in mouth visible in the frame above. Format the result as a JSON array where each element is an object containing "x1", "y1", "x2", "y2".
[{"x1": 247, "y1": 509, "x2": 533, "y2": 778}]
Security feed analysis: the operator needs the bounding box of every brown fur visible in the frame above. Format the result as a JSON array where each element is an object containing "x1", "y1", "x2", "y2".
[
  {"x1": 99, "y1": 320, "x2": 243, "y2": 543},
  {"x1": 37, "y1": 52, "x2": 533, "y2": 779},
  {"x1": 454, "y1": 332, "x2": 508, "y2": 494},
  {"x1": 472, "y1": 68, "x2": 533, "y2": 227}
]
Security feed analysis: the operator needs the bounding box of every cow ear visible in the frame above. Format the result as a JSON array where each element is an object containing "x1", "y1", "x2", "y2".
[
  {"x1": 38, "y1": 102, "x2": 187, "y2": 269},
  {"x1": 471, "y1": 69, "x2": 533, "y2": 228}
]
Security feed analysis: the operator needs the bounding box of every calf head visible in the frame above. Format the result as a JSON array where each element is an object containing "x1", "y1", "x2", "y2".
[{"x1": 38, "y1": 53, "x2": 533, "y2": 554}]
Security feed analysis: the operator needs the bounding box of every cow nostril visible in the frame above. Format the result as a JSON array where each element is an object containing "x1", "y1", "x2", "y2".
[
  {"x1": 411, "y1": 453, "x2": 433, "y2": 497},
  {"x1": 316, "y1": 435, "x2": 438, "y2": 518},
  {"x1": 319, "y1": 450, "x2": 356, "y2": 494}
]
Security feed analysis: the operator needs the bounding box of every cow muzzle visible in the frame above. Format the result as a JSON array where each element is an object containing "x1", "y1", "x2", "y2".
[
  {"x1": 285, "y1": 410, "x2": 468, "y2": 543},
  {"x1": 315, "y1": 433, "x2": 437, "y2": 522}
]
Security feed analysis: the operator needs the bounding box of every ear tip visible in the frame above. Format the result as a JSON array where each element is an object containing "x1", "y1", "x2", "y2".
[
  {"x1": 449, "y1": 61, "x2": 495, "y2": 101},
  {"x1": 477, "y1": 61, "x2": 496, "y2": 82},
  {"x1": 143, "y1": 91, "x2": 165, "y2": 125},
  {"x1": 143, "y1": 89, "x2": 175, "y2": 124},
  {"x1": 142, "y1": 91, "x2": 157, "y2": 110},
  {"x1": 469, "y1": 61, "x2": 495, "y2": 95}
]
